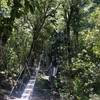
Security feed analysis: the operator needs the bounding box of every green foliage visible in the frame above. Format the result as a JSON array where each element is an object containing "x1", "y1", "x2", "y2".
[
  {"x1": 0, "y1": 0, "x2": 100, "y2": 100},
  {"x1": 5, "y1": 17, "x2": 33, "y2": 75}
]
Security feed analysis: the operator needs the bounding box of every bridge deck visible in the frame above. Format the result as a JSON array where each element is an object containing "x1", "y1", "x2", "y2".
[
  {"x1": 7, "y1": 66, "x2": 40, "y2": 100},
  {"x1": 8, "y1": 74, "x2": 36, "y2": 100}
]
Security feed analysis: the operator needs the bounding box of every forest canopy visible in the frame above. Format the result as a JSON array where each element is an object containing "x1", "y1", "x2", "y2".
[{"x1": 0, "y1": 0, "x2": 100, "y2": 100}]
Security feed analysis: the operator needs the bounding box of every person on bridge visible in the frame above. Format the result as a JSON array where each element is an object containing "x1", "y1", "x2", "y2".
[{"x1": 47, "y1": 56, "x2": 58, "y2": 78}]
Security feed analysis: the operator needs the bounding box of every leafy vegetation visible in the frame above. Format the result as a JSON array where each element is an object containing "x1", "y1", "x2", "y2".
[{"x1": 0, "y1": 0, "x2": 100, "y2": 100}]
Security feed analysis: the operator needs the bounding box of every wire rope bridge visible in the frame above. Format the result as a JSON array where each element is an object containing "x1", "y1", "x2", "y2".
[
  {"x1": 7, "y1": 54, "x2": 57, "y2": 100},
  {"x1": 7, "y1": 54, "x2": 44, "y2": 100}
]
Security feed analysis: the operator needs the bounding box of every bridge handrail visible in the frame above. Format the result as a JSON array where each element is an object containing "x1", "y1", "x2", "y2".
[{"x1": 9, "y1": 66, "x2": 26, "y2": 97}]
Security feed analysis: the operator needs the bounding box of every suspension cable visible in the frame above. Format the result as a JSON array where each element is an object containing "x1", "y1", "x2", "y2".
[{"x1": 9, "y1": 66, "x2": 26, "y2": 97}]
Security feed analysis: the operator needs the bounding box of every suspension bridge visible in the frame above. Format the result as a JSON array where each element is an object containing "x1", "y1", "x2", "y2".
[{"x1": 6, "y1": 54, "x2": 59, "y2": 100}]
